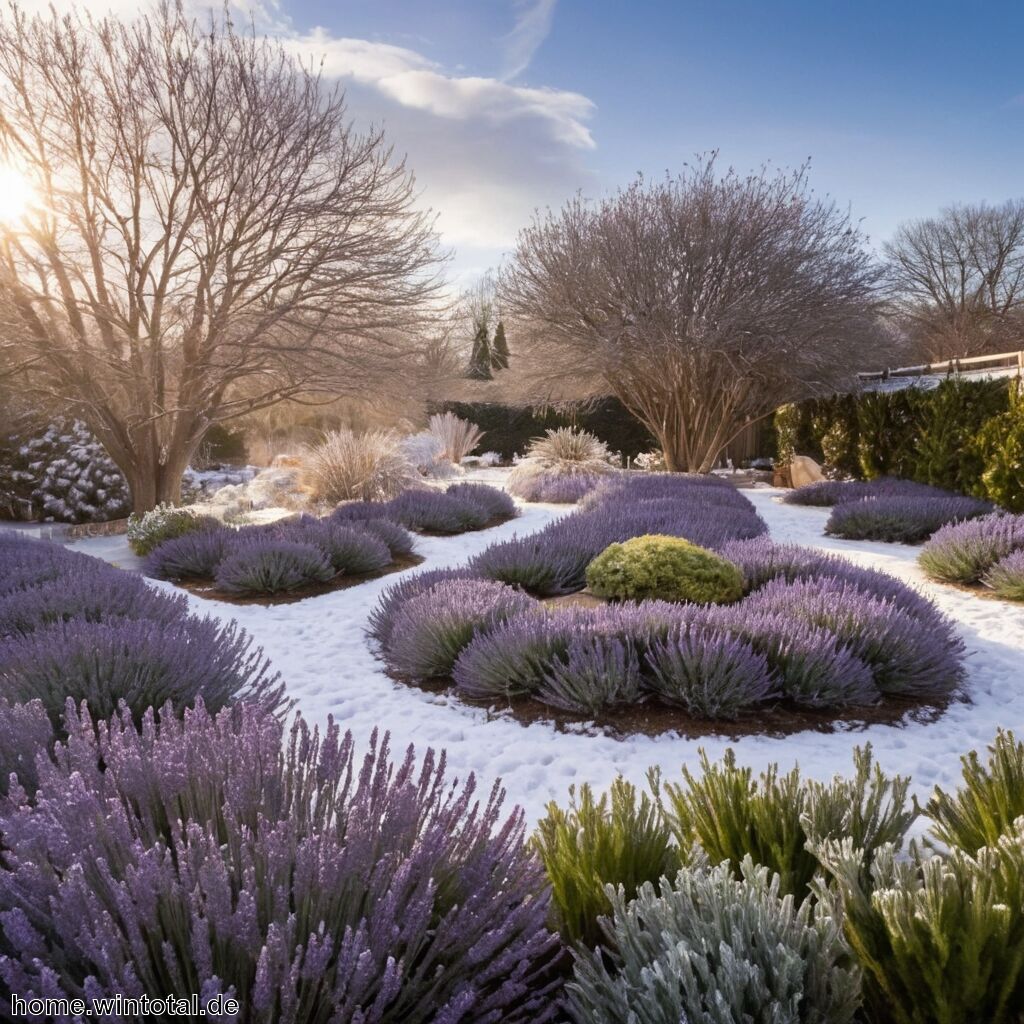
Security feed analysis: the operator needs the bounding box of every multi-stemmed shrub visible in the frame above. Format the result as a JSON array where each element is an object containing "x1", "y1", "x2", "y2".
[
  {"x1": 660, "y1": 747, "x2": 915, "y2": 897},
  {"x1": 586, "y1": 534, "x2": 745, "y2": 603},
  {"x1": 0, "y1": 616, "x2": 285, "y2": 731},
  {"x1": 127, "y1": 502, "x2": 216, "y2": 556},
  {"x1": 927, "y1": 730, "x2": 1024, "y2": 852},
  {"x1": 533, "y1": 778, "x2": 680, "y2": 948},
  {"x1": 918, "y1": 511, "x2": 1024, "y2": 583},
  {"x1": 0, "y1": 704, "x2": 563, "y2": 1022},
  {"x1": 302, "y1": 427, "x2": 419, "y2": 503},
  {"x1": 645, "y1": 624, "x2": 777, "y2": 718},
  {"x1": 986, "y1": 548, "x2": 1024, "y2": 600},
  {"x1": 213, "y1": 537, "x2": 335, "y2": 595},
  {"x1": 385, "y1": 488, "x2": 491, "y2": 533},
  {"x1": 815, "y1": 837, "x2": 1024, "y2": 1024},
  {"x1": 0, "y1": 567, "x2": 189, "y2": 637},
  {"x1": 824, "y1": 494, "x2": 993, "y2": 544},
  {"x1": 144, "y1": 525, "x2": 235, "y2": 579},
  {"x1": 380, "y1": 578, "x2": 535, "y2": 679},
  {"x1": 567, "y1": 860, "x2": 862, "y2": 1024},
  {"x1": 507, "y1": 427, "x2": 616, "y2": 504}
]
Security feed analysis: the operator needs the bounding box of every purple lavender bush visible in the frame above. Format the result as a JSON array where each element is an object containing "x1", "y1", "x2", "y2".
[
  {"x1": 984, "y1": 548, "x2": 1024, "y2": 601},
  {"x1": 645, "y1": 623, "x2": 778, "y2": 718},
  {"x1": 535, "y1": 635, "x2": 642, "y2": 715},
  {"x1": 742, "y1": 577, "x2": 964, "y2": 698},
  {"x1": 359, "y1": 516, "x2": 416, "y2": 557},
  {"x1": 367, "y1": 567, "x2": 475, "y2": 647},
  {"x1": 382, "y1": 578, "x2": 536, "y2": 679},
  {"x1": 470, "y1": 527, "x2": 601, "y2": 596},
  {"x1": 281, "y1": 517, "x2": 392, "y2": 574},
  {"x1": 214, "y1": 537, "x2": 335, "y2": 595},
  {"x1": 510, "y1": 469, "x2": 604, "y2": 504},
  {"x1": 0, "y1": 567, "x2": 189, "y2": 638},
  {"x1": 385, "y1": 488, "x2": 490, "y2": 534},
  {"x1": 0, "y1": 697, "x2": 52, "y2": 799},
  {"x1": 784, "y1": 477, "x2": 952, "y2": 507},
  {"x1": 331, "y1": 499, "x2": 391, "y2": 522},
  {"x1": 446, "y1": 481, "x2": 517, "y2": 520},
  {"x1": 144, "y1": 525, "x2": 235, "y2": 579},
  {"x1": 0, "y1": 703, "x2": 563, "y2": 1022},
  {"x1": 825, "y1": 495, "x2": 993, "y2": 544},
  {"x1": 0, "y1": 536, "x2": 83, "y2": 596},
  {"x1": 0, "y1": 616, "x2": 285, "y2": 730},
  {"x1": 919, "y1": 512, "x2": 1024, "y2": 583}
]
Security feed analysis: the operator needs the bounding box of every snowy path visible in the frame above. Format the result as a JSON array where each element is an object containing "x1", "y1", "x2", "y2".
[{"x1": 66, "y1": 483, "x2": 1024, "y2": 826}]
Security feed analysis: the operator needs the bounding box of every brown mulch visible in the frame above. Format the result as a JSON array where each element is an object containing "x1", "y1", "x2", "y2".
[{"x1": 174, "y1": 554, "x2": 424, "y2": 606}]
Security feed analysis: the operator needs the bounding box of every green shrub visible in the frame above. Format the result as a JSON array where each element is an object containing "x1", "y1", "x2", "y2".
[
  {"x1": 856, "y1": 390, "x2": 922, "y2": 480},
  {"x1": 660, "y1": 747, "x2": 915, "y2": 896},
  {"x1": 816, "y1": 836, "x2": 1024, "y2": 1024},
  {"x1": 567, "y1": 859, "x2": 861, "y2": 1024},
  {"x1": 816, "y1": 394, "x2": 861, "y2": 477},
  {"x1": 774, "y1": 402, "x2": 821, "y2": 465},
  {"x1": 970, "y1": 381, "x2": 1024, "y2": 511},
  {"x1": 927, "y1": 730, "x2": 1024, "y2": 852},
  {"x1": 533, "y1": 778, "x2": 679, "y2": 948},
  {"x1": 127, "y1": 503, "x2": 215, "y2": 556},
  {"x1": 585, "y1": 534, "x2": 744, "y2": 604}
]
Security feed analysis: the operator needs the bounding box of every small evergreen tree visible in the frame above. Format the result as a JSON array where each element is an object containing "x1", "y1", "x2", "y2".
[
  {"x1": 492, "y1": 320, "x2": 510, "y2": 370},
  {"x1": 467, "y1": 322, "x2": 493, "y2": 380}
]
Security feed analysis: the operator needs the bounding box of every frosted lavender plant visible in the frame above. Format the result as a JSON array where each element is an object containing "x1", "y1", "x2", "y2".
[
  {"x1": 144, "y1": 525, "x2": 235, "y2": 579},
  {"x1": 446, "y1": 481, "x2": 517, "y2": 520},
  {"x1": 359, "y1": 516, "x2": 416, "y2": 557},
  {"x1": 985, "y1": 548, "x2": 1024, "y2": 601},
  {"x1": 0, "y1": 697, "x2": 52, "y2": 799},
  {"x1": 919, "y1": 512, "x2": 1024, "y2": 583},
  {"x1": 825, "y1": 495, "x2": 993, "y2": 544},
  {"x1": 0, "y1": 615, "x2": 285, "y2": 729},
  {"x1": 385, "y1": 488, "x2": 490, "y2": 533},
  {"x1": 0, "y1": 703, "x2": 563, "y2": 1022},
  {"x1": 645, "y1": 623, "x2": 778, "y2": 718},
  {"x1": 214, "y1": 537, "x2": 335, "y2": 595},
  {"x1": 784, "y1": 476, "x2": 951, "y2": 507},
  {"x1": 367, "y1": 567, "x2": 475, "y2": 646},
  {"x1": 280, "y1": 517, "x2": 392, "y2": 574},
  {"x1": 382, "y1": 578, "x2": 536, "y2": 679},
  {"x1": 535, "y1": 635, "x2": 643, "y2": 715}
]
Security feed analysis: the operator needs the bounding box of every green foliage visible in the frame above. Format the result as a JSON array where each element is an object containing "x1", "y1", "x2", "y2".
[
  {"x1": 928, "y1": 730, "x2": 1024, "y2": 852},
  {"x1": 585, "y1": 534, "x2": 744, "y2": 604},
  {"x1": 491, "y1": 319, "x2": 510, "y2": 370},
  {"x1": 970, "y1": 381, "x2": 1024, "y2": 511},
  {"x1": 856, "y1": 390, "x2": 922, "y2": 480},
  {"x1": 533, "y1": 778, "x2": 679, "y2": 948},
  {"x1": 815, "y1": 836, "x2": 1024, "y2": 1024},
  {"x1": 816, "y1": 394, "x2": 861, "y2": 477},
  {"x1": 127, "y1": 503, "x2": 215, "y2": 556},
  {"x1": 568, "y1": 859, "x2": 862, "y2": 1024},
  {"x1": 774, "y1": 402, "x2": 821, "y2": 465},
  {"x1": 660, "y1": 747, "x2": 915, "y2": 896}
]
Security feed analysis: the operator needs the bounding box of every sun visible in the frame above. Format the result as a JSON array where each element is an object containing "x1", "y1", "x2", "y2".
[{"x1": 0, "y1": 164, "x2": 36, "y2": 224}]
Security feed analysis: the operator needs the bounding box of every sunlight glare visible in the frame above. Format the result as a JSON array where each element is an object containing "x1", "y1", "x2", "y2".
[{"x1": 0, "y1": 164, "x2": 36, "y2": 224}]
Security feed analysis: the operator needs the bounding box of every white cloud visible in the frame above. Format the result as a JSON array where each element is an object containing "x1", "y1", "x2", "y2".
[{"x1": 501, "y1": 0, "x2": 557, "y2": 81}]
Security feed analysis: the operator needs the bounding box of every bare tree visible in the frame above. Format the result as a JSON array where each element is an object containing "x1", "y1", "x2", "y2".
[
  {"x1": 499, "y1": 158, "x2": 884, "y2": 472},
  {"x1": 0, "y1": 3, "x2": 443, "y2": 509},
  {"x1": 884, "y1": 200, "x2": 1024, "y2": 361}
]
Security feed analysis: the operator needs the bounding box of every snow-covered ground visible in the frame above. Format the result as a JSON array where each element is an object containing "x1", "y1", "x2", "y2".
[{"x1": 55, "y1": 477, "x2": 1024, "y2": 828}]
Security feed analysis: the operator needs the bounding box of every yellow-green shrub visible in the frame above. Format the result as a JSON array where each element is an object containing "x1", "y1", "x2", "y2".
[{"x1": 585, "y1": 534, "x2": 744, "y2": 604}]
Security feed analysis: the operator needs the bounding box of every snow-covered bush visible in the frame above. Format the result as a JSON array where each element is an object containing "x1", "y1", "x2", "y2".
[
  {"x1": 586, "y1": 534, "x2": 745, "y2": 604},
  {"x1": 381, "y1": 578, "x2": 534, "y2": 679},
  {"x1": 385, "y1": 488, "x2": 490, "y2": 534},
  {"x1": 534, "y1": 778, "x2": 679, "y2": 947},
  {"x1": 464, "y1": 449, "x2": 502, "y2": 467},
  {"x1": 428, "y1": 411, "x2": 484, "y2": 463},
  {"x1": 302, "y1": 428, "x2": 418, "y2": 503},
  {"x1": 985, "y1": 548, "x2": 1024, "y2": 601},
  {"x1": 919, "y1": 512, "x2": 1024, "y2": 583},
  {"x1": 400, "y1": 430, "x2": 453, "y2": 477},
  {"x1": 214, "y1": 537, "x2": 334, "y2": 595},
  {"x1": 0, "y1": 615, "x2": 283, "y2": 731},
  {"x1": 0, "y1": 704, "x2": 563, "y2": 1021},
  {"x1": 127, "y1": 502, "x2": 216, "y2": 556},
  {"x1": 825, "y1": 494, "x2": 992, "y2": 544},
  {"x1": 633, "y1": 449, "x2": 667, "y2": 472},
  {"x1": 508, "y1": 428, "x2": 616, "y2": 504},
  {"x1": 568, "y1": 860, "x2": 861, "y2": 1024},
  {"x1": 661, "y1": 747, "x2": 914, "y2": 897}
]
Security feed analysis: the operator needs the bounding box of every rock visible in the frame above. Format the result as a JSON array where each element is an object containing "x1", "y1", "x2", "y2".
[{"x1": 789, "y1": 455, "x2": 825, "y2": 488}]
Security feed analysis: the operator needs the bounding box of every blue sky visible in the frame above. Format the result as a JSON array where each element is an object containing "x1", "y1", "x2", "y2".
[{"x1": 35, "y1": 0, "x2": 1024, "y2": 285}]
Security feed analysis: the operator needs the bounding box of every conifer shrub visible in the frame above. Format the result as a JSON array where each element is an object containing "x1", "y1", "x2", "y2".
[
  {"x1": 127, "y1": 502, "x2": 217, "y2": 556},
  {"x1": 213, "y1": 537, "x2": 335, "y2": 595},
  {"x1": 969, "y1": 381, "x2": 1024, "y2": 511},
  {"x1": 918, "y1": 512, "x2": 1024, "y2": 583},
  {"x1": 927, "y1": 730, "x2": 1024, "y2": 852},
  {"x1": 984, "y1": 548, "x2": 1024, "y2": 601},
  {"x1": 0, "y1": 616, "x2": 284, "y2": 730},
  {"x1": 533, "y1": 778, "x2": 679, "y2": 948},
  {"x1": 0, "y1": 704, "x2": 563, "y2": 1021},
  {"x1": 567, "y1": 860, "x2": 861, "y2": 1024},
  {"x1": 144, "y1": 525, "x2": 235, "y2": 580},
  {"x1": 585, "y1": 534, "x2": 745, "y2": 604},
  {"x1": 815, "y1": 836, "x2": 1024, "y2": 1024},
  {"x1": 660, "y1": 747, "x2": 915, "y2": 897},
  {"x1": 381, "y1": 579, "x2": 535, "y2": 679},
  {"x1": 825, "y1": 494, "x2": 992, "y2": 543}
]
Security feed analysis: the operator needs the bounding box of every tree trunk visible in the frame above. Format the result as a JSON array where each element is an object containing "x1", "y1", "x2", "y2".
[{"x1": 124, "y1": 440, "x2": 197, "y2": 512}]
